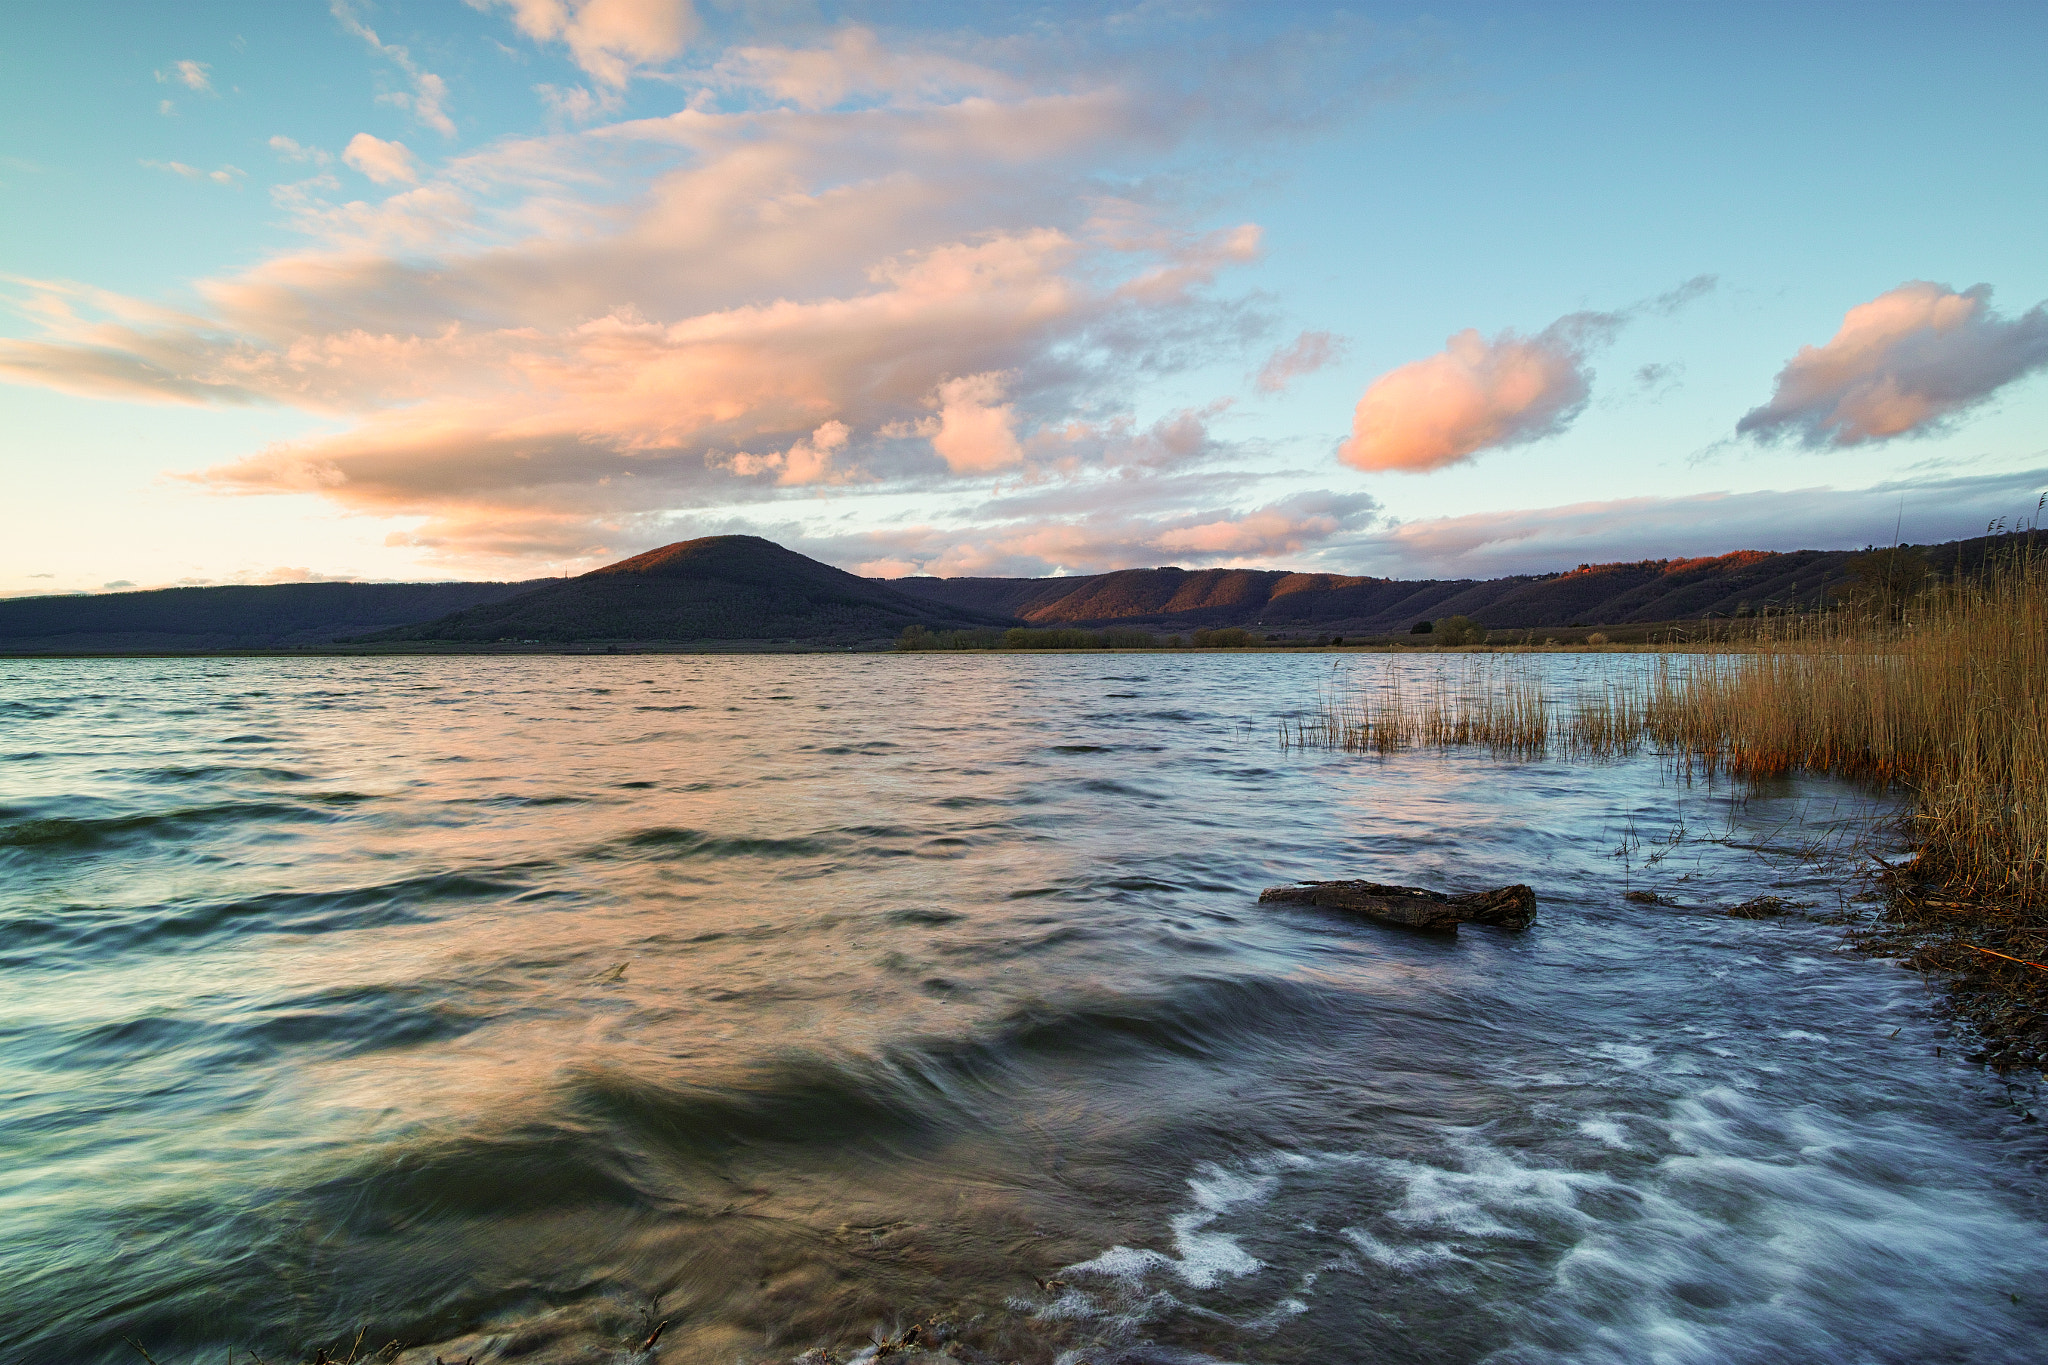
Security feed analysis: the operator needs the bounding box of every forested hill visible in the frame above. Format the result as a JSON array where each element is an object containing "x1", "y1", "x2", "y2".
[
  {"x1": 886, "y1": 533, "x2": 2044, "y2": 635},
  {"x1": 0, "y1": 580, "x2": 545, "y2": 652}
]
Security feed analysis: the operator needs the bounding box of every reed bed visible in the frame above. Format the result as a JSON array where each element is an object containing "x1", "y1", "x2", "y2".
[
  {"x1": 1289, "y1": 549, "x2": 2048, "y2": 1057},
  {"x1": 1289, "y1": 656, "x2": 1558, "y2": 760}
]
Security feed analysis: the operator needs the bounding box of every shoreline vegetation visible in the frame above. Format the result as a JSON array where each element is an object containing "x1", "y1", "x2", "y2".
[
  {"x1": 891, "y1": 615, "x2": 1755, "y2": 653},
  {"x1": 0, "y1": 614, "x2": 1933, "y2": 659},
  {"x1": 1288, "y1": 544, "x2": 2048, "y2": 1065}
]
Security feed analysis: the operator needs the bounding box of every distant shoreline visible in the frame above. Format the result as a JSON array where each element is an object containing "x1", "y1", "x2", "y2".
[{"x1": 0, "y1": 639, "x2": 1717, "y2": 661}]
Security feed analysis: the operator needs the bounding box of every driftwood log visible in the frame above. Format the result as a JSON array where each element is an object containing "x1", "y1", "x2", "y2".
[{"x1": 1258, "y1": 880, "x2": 1537, "y2": 932}]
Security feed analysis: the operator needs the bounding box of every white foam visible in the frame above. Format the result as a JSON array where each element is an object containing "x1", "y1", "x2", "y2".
[
  {"x1": 1052, "y1": 1065, "x2": 2048, "y2": 1362},
  {"x1": 1063, "y1": 1212, "x2": 1263, "y2": 1291},
  {"x1": 1338, "y1": 1225, "x2": 1463, "y2": 1270},
  {"x1": 1243, "y1": 1296, "x2": 1308, "y2": 1331},
  {"x1": 1165, "y1": 1210, "x2": 1265, "y2": 1288},
  {"x1": 1340, "y1": 1095, "x2": 2048, "y2": 1362},
  {"x1": 1577, "y1": 1118, "x2": 1631, "y2": 1149},
  {"x1": 1027, "y1": 1286, "x2": 1104, "y2": 1321},
  {"x1": 1063, "y1": 1161, "x2": 1274, "y2": 1291},
  {"x1": 1187, "y1": 1164, "x2": 1279, "y2": 1214}
]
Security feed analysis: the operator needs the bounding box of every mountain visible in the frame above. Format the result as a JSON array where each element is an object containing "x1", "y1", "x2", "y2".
[
  {"x1": 361, "y1": 535, "x2": 1013, "y2": 644},
  {"x1": 0, "y1": 579, "x2": 545, "y2": 653},
  {"x1": 888, "y1": 533, "x2": 2044, "y2": 635},
  {"x1": 8, "y1": 531, "x2": 2034, "y2": 653}
]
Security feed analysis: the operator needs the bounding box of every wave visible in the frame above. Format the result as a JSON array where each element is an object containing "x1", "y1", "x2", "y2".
[
  {"x1": 25, "y1": 982, "x2": 485, "y2": 1077},
  {"x1": 141, "y1": 764, "x2": 318, "y2": 783},
  {"x1": 283, "y1": 973, "x2": 1349, "y2": 1239},
  {"x1": 602, "y1": 826, "x2": 839, "y2": 860},
  {"x1": 453, "y1": 793, "x2": 588, "y2": 808},
  {"x1": 0, "y1": 870, "x2": 534, "y2": 964},
  {"x1": 0, "y1": 801, "x2": 320, "y2": 851}
]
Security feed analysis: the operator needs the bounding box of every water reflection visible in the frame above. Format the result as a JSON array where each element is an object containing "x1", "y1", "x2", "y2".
[{"x1": 0, "y1": 654, "x2": 2042, "y2": 1364}]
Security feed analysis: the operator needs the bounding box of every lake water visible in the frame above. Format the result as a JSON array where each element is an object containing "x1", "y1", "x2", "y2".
[{"x1": 2, "y1": 653, "x2": 2044, "y2": 1365}]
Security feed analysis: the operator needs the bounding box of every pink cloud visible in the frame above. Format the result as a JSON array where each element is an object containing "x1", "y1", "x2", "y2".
[
  {"x1": 1338, "y1": 313, "x2": 1618, "y2": 473},
  {"x1": 802, "y1": 488, "x2": 1381, "y2": 579},
  {"x1": 923, "y1": 372, "x2": 1025, "y2": 472},
  {"x1": 1255, "y1": 329, "x2": 1342, "y2": 393},
  {"x1": 1737, "y1": 281, "x2": 2048, "y2": 447},
  {"x1": 1115, "y1": 223, "x2": 1261, "y2": 306},
  {"x1": 342, "y1": 133, "x2": 419, "y2": 185},
  {"x1": 718, "y1": 419, "x2": 853, "y2": 485},
  {"x1": 716, "y1": 25, "x2": 1021, "y2": 111},
  {"x1": 0, "y1": 23, "x2": 1404, "y2": 576},
  {"x1": 1336, "y1": 279, "x2": 1715, "y2": 474},
  {"x1": 473, "y1": 0, "x2": 697, "y2": 88}
]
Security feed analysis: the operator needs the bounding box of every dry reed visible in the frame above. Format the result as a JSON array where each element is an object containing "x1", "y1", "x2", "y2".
[
  {"x1": 1289, "y1": 548, "x2": 2048, "y2": 1056},
  {"x1": 1289, "y1": 657, "x2": 1555, "y2": 759}
]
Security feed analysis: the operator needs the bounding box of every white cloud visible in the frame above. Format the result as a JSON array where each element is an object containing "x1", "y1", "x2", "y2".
[
  {"x1": 157, "y1": 60, "x2": 213, "y2": 93},
  {"x1": 535, "y1": 82, "x2": 618, "y2": 123},
  {"x1": 332, "y1": 0, "x2": 456, "y2": 136},
  {"x1": 342, "y1": 133, "x2": 419, "y2": 185},
  {"x1": 1351, "y1": 467, "x2": 2048, "y2": 578},
  {"x1": 1737, "y1": 281, "x2": 2048, "y2": 447},
  {"x1": 269, "y1": 135, "x2": 333, "y2": 165},
  {"x1": 142, "y1": 160, "x2": 247, "y2": 185}
]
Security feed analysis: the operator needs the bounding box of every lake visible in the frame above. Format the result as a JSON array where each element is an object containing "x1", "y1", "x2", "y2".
[{"x1": 3, "y1": 653, "x2": 2044, "y2": 1364}]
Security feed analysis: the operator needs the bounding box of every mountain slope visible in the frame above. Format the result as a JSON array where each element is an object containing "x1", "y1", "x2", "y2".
[
  {"x1": 0, "y1": 579, "x2": 546, "y2": 652},
  {"x1": 365, "y1": 535, "x2": 1013, "y2": 643},
  {"x1": 889, "y1": 534, "x2": 2041, "y2": 635},
  {"x1": 11, "y1": 531, "x2": 2034, "y2": 653}
]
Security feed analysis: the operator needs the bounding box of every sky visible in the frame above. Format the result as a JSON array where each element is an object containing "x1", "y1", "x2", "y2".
[{"x1": 3, "y1": 0, "x2": 2046, "y2": 595}]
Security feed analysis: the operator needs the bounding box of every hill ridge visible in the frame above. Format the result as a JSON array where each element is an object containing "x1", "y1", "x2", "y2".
[
  {"x1": 359, "y1": 534, "x2": 1012, "y2": 644},
  {"x1": 886, "y1": 534, "x2": 2044, "y2": 634},
  {"x1": 6, "y1": 531, "x2": 2037, "y2": 651}
]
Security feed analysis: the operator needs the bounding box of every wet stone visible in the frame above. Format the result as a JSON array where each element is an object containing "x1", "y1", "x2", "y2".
[{"x1": 1259, "y1": 879, "x2": 1537, "y2": 931}]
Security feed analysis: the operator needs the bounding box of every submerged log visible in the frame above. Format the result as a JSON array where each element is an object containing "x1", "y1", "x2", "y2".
[{"x1": 1258, "y1": 879, "x2": 1537, "y2": 932}]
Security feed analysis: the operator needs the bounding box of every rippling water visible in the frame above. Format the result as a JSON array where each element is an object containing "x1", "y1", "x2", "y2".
[{"x1": 3, "y1": 654, "x2": 2045, "y2": 1365}]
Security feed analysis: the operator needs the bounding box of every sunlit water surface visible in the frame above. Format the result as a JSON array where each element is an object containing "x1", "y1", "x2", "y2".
[{"x1": 2, "y1": 654, "x2": 2044, "y2": 1365}]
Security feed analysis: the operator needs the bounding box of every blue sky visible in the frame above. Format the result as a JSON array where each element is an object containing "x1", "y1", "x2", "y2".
[{"x1": 3, "y1": 1, "x2": 2045, "y2": 594}]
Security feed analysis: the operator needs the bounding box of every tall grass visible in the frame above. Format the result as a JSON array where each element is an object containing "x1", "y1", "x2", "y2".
[
  {"x1": 1631, "y1": 557, "x2": 2046, "y2": 907},
  {"x1": 1291, "y1": 549, "x2": 2048, "y2": 912},
  {"x1": 1290, "y1": 656, "x2": 1555, "y2": 759}
]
